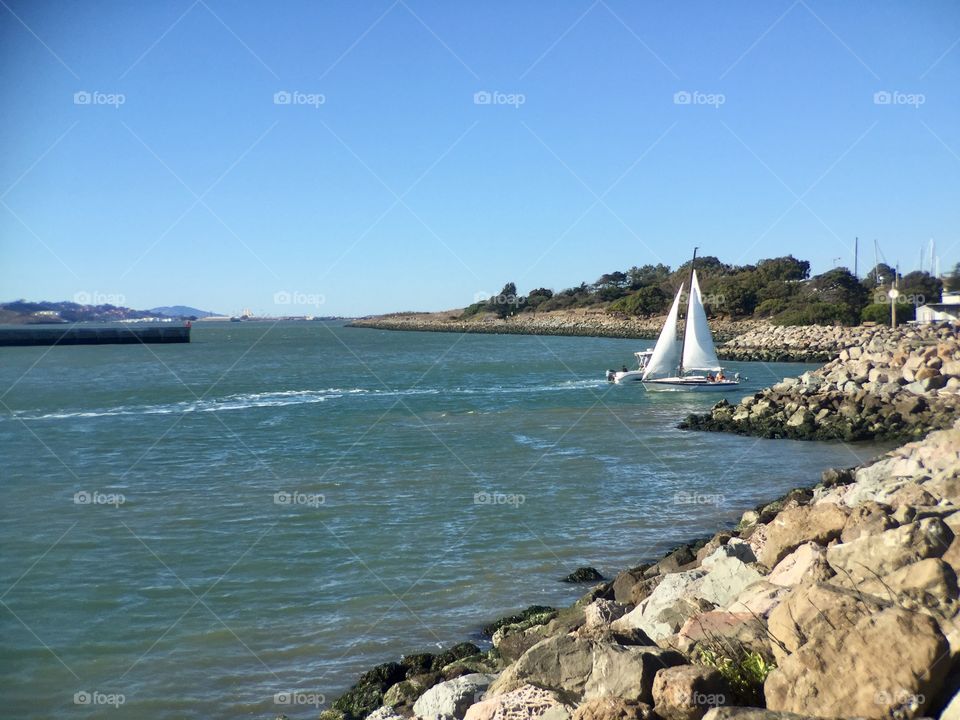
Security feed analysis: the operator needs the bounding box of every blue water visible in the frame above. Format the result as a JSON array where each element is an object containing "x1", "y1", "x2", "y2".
[{"x1": 0, "y1": 322, "x2": 887, "y2": 719}]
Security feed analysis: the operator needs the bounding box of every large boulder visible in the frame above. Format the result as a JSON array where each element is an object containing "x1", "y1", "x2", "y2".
[
  {"x1": 489, "y1": 634, "x2": 685, "y2": 704},
  {"x1": 839, "y1": 501, "x2": 897, "y2": 542},
  {"x1": 463, "y1": 684, "x2": 571, "y2": 720},
  {"x1": 412, "y1": 673, "x2": 497, "y2": 720},
  {"x1": 612, "y1": 567, "x2": 649, "y2": 604},
  {"x1": 651, "y1": 665, "x2": 729, "y2": 720},
  {"x1": 583, "y1": 600, "x2": 628, "y2": 630},
  {"x1": 583, "y1": 643, "x2": 687, "y2": 704},
  {"x1": 700, "y1": 539, "x2": 756, "y2": 568},
  {"x1": 725, "y1": 581, "x2": 789, "y2": 618},
  {"x1": 857, "y1": 558, "x2": 960, "y2": 611},
  {"x1": 757, "y1": 504, "x2": 849, "y2": 568},
  {"x1": 676, "y1": 612, "x2": 771, "y2": 656},
  {"x1": 488, "y1": 635, "x2": 593, "y2": 697},
  {"x1": 697, "y1": 557, "x2": 763, "y2": 608},
  {"x1": 765, "y1": 607, "x2": 951, "y2": 718},
  {"x1": 766, "y1": 582, "x2": 889, "y2": 663},
  {"x1": 766, "y1": 542, "x2": 833, "y2": 587},
  {"x1": 612, "y1": 570, "x2": 708, "y2": 641},
  {"x1": 826, "y1": 517, "x2": 955, "y2": 583}
]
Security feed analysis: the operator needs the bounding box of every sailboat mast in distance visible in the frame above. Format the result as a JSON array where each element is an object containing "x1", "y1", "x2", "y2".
[{"x1": 678, "y1": 247, "x2": 698, "y2": 377}]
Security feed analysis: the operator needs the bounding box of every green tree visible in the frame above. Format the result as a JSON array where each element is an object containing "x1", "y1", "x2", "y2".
[
  {"x1": 757, "y1": 256, "x2": 810, "y2": 282},
  {"x1": 609, "y1": 286, "x2": 669, "y2": 316},
  {"x1": 945, "y1": 263, "x2": 960, "y2": 292},
  {"x1": 804, "y1": 268, "x2": 868, "y2": 325},
  {"x1": 627, "y1": 263, "x2": 671, "y2": 289},
  {"x1": 488, "y1": 282, "x2": 522, "y2": 319}
]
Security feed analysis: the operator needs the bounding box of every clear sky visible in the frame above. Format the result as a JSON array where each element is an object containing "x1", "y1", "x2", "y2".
[{"x1": 2, "y1": 1, "x2": 959, "y2": 316}]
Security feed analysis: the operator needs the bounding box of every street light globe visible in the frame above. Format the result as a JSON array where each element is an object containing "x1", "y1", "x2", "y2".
[{"x1": 888, "y1": 288, "x2": 900, "y2": 300}]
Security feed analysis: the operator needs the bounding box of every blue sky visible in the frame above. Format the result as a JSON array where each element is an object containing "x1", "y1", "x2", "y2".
[{"x1": 1, "y1": 0, "x2": 958, "y2": 316}]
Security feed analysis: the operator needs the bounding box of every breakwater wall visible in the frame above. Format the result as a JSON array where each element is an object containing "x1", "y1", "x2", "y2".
[{"x1": 0, "y1": 324, "x2": 191, "y2": 347}]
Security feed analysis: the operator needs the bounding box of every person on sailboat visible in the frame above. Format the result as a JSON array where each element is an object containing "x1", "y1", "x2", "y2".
[
  {"x1": 705, "y1": 372, "x2": 715, "y2": 382},
  {"x1": 716, "y1": 370, "x2": 726, "y2": 381}
]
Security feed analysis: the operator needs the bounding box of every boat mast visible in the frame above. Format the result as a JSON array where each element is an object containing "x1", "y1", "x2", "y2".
[{"x1": 678, "y1": 247, "x2": 698, "y2": 377}]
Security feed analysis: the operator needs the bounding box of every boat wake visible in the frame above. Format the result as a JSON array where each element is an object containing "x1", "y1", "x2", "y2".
[{"x1": 7, "y1": 379, "x2": 607, "y2": 421}]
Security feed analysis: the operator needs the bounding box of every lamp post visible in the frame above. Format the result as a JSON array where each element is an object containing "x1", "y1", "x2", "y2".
[{"x1": 888, "y1": 288, "x2": 900, "y2": 328}]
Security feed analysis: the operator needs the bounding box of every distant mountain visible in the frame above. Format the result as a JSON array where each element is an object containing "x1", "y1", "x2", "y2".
[
  {"x1": 149, "y1": 305, "x2": 219, "y2": 319},
  {"x1": 0, "y1": 300, "x2": 217, "y2": 324}
]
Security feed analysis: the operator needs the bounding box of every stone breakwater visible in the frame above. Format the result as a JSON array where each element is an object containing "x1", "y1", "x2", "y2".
[
  {"x1": 320, "y1": 419, "x2": 960, "y2": 720},
  {"x1": 348, "y1": 311, "x2": 761, "y2": 344},
  {"x1": 350, "y1": 311, "x2": 945, "y2": 365},
  {"x1": 717, "y1": 323, "x2": 927, "y2": 363},
  {"x1": 682, "y1": 324, "x2": 960, "y2": 442}
]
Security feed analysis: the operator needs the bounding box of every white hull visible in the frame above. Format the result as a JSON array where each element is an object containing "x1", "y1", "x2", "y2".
[
  {"x1": 642, "y1": 377, "x2": 740, "y2": 391},
  {"x1": 613, "y1": 370, "x2": 646, "y2": 383}
]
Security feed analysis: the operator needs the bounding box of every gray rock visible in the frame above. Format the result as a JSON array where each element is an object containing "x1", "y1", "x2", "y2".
[{"x1": 412, "y1": 673, "x2": 497, "y2": 720}]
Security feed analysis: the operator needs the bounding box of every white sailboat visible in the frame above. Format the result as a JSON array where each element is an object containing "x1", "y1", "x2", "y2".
[{"x1": 642, "y1": 251, "x2": 740, "y2": 391}]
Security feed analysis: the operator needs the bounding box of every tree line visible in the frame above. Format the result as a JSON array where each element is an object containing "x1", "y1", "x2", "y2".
[{"x1": 463, "y1": 257, "x2": 958, "y2": 326}]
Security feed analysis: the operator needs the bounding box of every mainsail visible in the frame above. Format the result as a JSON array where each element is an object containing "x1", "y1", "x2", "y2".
[
  {"x1": 642, "y1": 284, "x2": 683, "y2": 380},
  {"x1": 681, "y1": 270, "x2": 721, "y2": 372}
]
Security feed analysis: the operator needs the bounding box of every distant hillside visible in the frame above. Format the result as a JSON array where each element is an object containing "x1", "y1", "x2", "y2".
[
  {"x1": 149, "y1": 305, "x2": 219, "y2": 319},
  {"x1": 0, "y1": 300, "x2": 216, "y2": 324}
]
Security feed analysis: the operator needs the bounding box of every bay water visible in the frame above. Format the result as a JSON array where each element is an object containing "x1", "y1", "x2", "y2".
[{"x1": 0, "y1": 322, "x2": 888, "y2": 719}]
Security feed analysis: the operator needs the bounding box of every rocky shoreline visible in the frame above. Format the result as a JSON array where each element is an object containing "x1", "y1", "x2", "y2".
[
  {"x1": 348, "y1": 311, "x2": 939, "y2": 364},
  {"x1": 315, "y1": 324, "x2": 960, "y2": 720},
  {"x1": 347, "y1": 311, "x2": 761, "y2": 345},
  {"x1": 682, "y1": 324, "x2": 960, "y2": 442}
]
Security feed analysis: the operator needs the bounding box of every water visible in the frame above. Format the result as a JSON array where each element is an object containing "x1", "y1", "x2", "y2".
[{"x1": 0, "y1": 322, "x2": 888, "y2": 719}]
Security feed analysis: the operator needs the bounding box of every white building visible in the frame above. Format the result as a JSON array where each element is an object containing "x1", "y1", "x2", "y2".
[{"x1": 916, "y1": 290, "x2": 960, "y2": 324}]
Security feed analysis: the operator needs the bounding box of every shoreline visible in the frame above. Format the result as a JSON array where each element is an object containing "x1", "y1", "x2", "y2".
[
  {"x1": 320, "y1": 323, "x2": 960, "y2": 720},
  {"x1": 347, "y1": 312, "x2": 935, "y2": 364}
]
